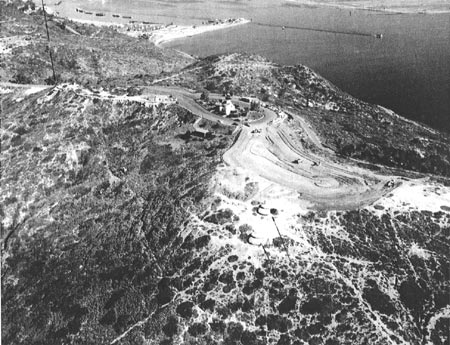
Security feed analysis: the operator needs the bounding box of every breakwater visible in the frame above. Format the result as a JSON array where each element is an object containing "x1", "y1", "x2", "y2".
[{"x1": 253, "y1": 22, "x2": 374, "y2": 37}]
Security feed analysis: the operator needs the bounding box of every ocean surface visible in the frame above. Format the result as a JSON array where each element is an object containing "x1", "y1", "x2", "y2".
[{"x1": 54, "y1": 0, "x2": 450, "y2": 132}]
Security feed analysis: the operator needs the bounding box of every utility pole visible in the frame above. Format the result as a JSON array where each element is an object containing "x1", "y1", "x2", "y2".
[{"x1": 41, "y1": 0, "x2": 57, "y2": 84}]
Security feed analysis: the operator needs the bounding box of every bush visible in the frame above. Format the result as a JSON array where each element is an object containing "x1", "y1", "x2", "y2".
[
  {"x1": 200, "y1": 90, "x2": 210, "y2": 102},
  {"x1": 12, "y1": 71, "x2": 32, "y2": 84}
]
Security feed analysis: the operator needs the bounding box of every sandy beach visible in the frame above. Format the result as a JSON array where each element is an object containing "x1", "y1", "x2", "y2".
[
  {"x1": 126, "y1": 19, "x2": 251, "y2": 46},
  {"x1": 44, "y1": 1, "x2": 250, "y2": 47},
  {"x1": 285, "y1": 0, "x2": 450, "y2": 13}
]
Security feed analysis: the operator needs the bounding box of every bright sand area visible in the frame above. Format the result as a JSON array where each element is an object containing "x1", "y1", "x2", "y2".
[
  {"x1": 45, "y1": 4, "x2": 250, "y2": 47},
  {"x1": 128, "y1": 19, "x2": 251, "y2": 46}
]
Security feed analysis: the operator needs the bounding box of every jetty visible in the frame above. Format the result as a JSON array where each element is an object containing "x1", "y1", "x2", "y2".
[{"x1": 254, "y1": 22, "x2": 374, "y2": 38}]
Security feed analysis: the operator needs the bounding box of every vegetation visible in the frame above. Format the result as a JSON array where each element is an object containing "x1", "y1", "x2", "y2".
[
  {"x1": 1, "y1": 86, "x2": 233, "y2": 344},
  {"x1": 0, "y1": 1, "x2": 192, "y2": 87},
  {"x1": 1, "y1": 3, "x2": 449, "y2": 345}
]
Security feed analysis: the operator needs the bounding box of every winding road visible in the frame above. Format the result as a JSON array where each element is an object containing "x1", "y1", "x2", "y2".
[
  {"x1": 3, "y1": 82, "x2": 396, "y2": 210},
  {"x1": 145, "y1": 85, "x2": 395, "y2": 209}
]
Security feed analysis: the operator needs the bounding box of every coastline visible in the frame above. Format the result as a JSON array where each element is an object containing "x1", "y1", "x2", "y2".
[
  {"x1": 285, "y1": 0, "x2": 450, "y2": 14},
  {"x1": 66, "y1": 18, "x2": 125, "y2": 27},
  {"x1": 46, "y1": 3, "x2": 250, "y2": 48},
  {"x1": 67, "y1": 17, "x2": 251, "y2": 46},
  {"x1": 142, "y1": 19, "x2": 251, "y2": 47}
]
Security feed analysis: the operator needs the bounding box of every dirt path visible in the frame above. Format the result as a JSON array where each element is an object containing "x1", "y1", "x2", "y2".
[{"x1": 222, "y1": 106, "x2": 396, "y2": 210}]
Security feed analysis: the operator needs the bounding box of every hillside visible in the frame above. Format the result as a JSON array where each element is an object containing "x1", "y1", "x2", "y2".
[
  {"x1": 2, "y1": 82, "x2": 449, "y2": 345},
  {"x1": 1, "y1": 83, "x2": 233, "y2": 344},
  {"x1": 1, "y1": 1, "x2": 193, "y2": 86}
]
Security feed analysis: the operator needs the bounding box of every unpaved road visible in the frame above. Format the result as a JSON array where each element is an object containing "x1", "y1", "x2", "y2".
[
  {"x1": 222, "y1": 107, "x2": 396, "y2": 210},
  {"x1": 143, "y1": 86, "x2": 235, "y2": 125}
]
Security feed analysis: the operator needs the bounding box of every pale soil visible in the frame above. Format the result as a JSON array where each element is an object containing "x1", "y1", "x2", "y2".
[
  {"x1": 222, "y1": 108, "x2": 396, "y2": 211},
  {"x1": 144, "y1": 19, "x2": 251, "y2": 46}
]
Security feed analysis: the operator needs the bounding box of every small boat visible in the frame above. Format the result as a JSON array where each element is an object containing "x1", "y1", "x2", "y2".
[
  {"x1": 123, "y1": 15, "x2": 132, "y2": 19},
  {"x1": 142, "y1": 21, "x2": 152, "y2": 24},
  {"x1": 75, "y1": 8, "x2": 83, "y2": 13},
  {"x1": 84, "y1": 11, "x2": 93, "y2": 15},
  {"x1": 375, "y1": 33, "x2": 383, "y2": 39},
  {"x1": 112, "y1": 14, "x2": 120, "y2": 18},
  {"x1": 129, "y1": 20, "x2": 137, "y2": 23},
  {"x1": 95, "y1": 13, "x2": 105, "y2": 17}
]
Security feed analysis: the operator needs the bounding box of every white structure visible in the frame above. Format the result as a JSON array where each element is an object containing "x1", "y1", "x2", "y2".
[{"x1": 223, "y1": 99, "x2": 235, "y2": 116}]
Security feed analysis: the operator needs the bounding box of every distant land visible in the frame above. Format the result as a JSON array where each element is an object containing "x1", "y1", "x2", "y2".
[{"x1": 286, "y1": 0, "x2": 450, "y2": 13}]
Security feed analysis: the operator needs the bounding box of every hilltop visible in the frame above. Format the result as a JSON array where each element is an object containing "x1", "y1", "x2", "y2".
[{"x1": 160, "y1": 53, "x2": 450, "y2": 177}]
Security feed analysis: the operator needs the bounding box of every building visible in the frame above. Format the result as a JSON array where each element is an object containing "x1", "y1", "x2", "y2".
[
  {"x1": 192, "y1": 128, "x2": 211, "y2": 139},
  {"x1": 224, "y1": 99, "x2": 236, "y2": 116}
]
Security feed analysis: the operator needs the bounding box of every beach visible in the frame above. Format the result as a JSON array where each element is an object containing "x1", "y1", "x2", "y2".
[
  {"x1": 45, "y1": 2, "x2": 250, "y2": 47},
  {"x1": 128, "y1": 19, "x2": 251, "y2": 46}
]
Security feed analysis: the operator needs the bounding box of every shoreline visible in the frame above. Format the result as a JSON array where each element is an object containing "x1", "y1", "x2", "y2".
[
  {"x1": 285, "y1": 0, "x2": 450, "y2": 14},
  {"x1": 141, "y1": 19, "x2": 251, "y2": 47},
  {"x1": 46, "y1": 4, "x2": 251, "y2": 48},
  {"x1": 66, "y1": 18, "x2": 125, "y2": 27}
]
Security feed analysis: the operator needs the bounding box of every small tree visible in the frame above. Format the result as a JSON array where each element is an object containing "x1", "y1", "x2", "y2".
[
  {"x1": 200, "y1": 90, "x2": 209, "y2": 102},
  {"x1": 205, "y1": 80, "x2": 216, "y2": 91},
  {"x1": 12, "y1": 71, "x2": 32, "y2": 84},
  {"x1": 250, "y1": 101, "x2": 260, "y2": 111}
]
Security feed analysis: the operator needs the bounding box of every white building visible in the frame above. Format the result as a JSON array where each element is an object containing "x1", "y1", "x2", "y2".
[{"x1": 223, "y1": 99, "x2": 235, "y2": 116}]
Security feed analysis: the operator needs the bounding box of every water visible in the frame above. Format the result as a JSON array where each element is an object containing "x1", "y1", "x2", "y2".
[{"x1": 54, "y1": 0, "x2": 450, "y2": 132}]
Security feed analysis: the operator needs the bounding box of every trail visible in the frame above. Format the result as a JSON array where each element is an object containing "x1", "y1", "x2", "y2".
[{"x1": 252, "y1": 22, "x2": 374, "y2": 37}]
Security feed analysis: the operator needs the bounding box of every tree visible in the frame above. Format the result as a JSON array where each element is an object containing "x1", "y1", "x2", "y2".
[
  {"x1": 205, "y1": 80, "x2": 216, "y2": 91},
  {"x1": 250, "y1": 101, "x2": 260, "y2": 111},
  {"x1": 200, "y1": 90, "x2": 209, "y2": 102}
]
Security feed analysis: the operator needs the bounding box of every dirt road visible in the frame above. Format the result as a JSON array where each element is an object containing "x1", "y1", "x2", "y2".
[
  {"x1": 222, "y1": 106, "x2": 395, "y2": 210},
  {"x1": 143, "y1": 86, "x2": 235, "y2": 125}
]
